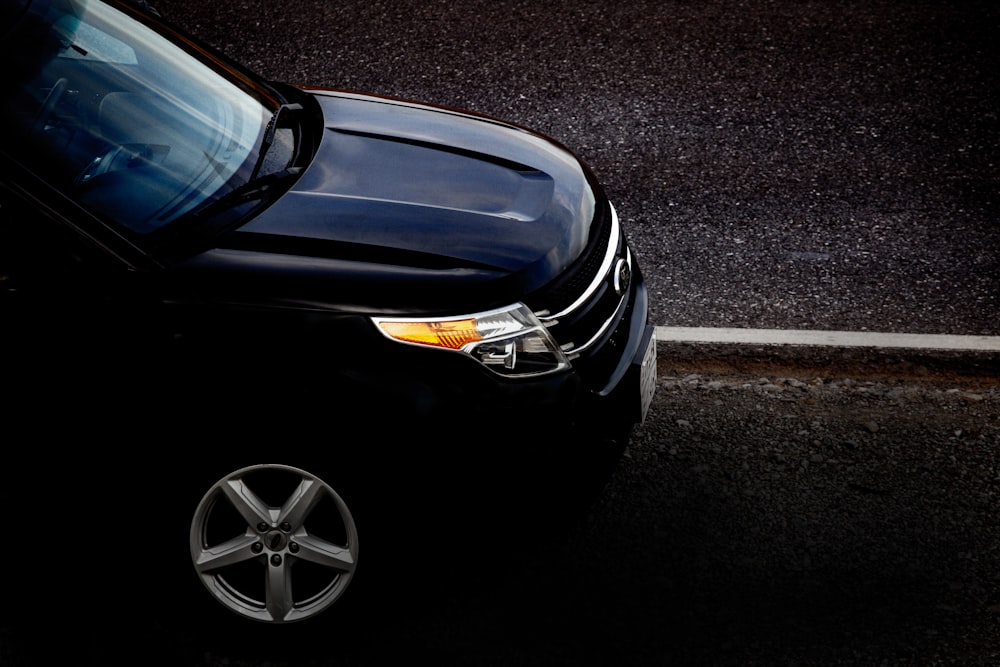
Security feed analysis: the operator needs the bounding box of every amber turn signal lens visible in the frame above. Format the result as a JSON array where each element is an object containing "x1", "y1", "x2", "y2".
[{"x1": 377, "y1": 318, "x2": 483, "y2": 350}]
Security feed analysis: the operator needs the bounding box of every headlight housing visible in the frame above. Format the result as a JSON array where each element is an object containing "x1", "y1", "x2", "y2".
[{"x1": 372, "y1": 303, "x2": 569, "y2": 377}]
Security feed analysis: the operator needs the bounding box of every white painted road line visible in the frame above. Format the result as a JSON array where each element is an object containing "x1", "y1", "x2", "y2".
[{"x1": 654, "y1": 327, "x2": 1000, "y2": 352}]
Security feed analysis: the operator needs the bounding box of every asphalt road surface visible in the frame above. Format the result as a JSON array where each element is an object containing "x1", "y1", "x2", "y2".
[{"x1": 155, "y1": 0, "x2": 1000, "y2": 337}]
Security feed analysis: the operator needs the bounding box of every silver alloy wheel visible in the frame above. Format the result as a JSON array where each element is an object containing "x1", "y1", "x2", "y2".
[{"x1": 190, "y1": 464, "x2": 359, "y2": 623}]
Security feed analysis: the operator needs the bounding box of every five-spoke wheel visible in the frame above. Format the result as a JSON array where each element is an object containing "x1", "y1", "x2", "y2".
[{"x1": 189, "y1": 464, "x2": 359, "y2": 623}]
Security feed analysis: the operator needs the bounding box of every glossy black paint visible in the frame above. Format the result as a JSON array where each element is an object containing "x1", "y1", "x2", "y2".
[
  {"x1": 0, "y1": 0, "x2": 648, "y2": 428},
  {"x1": 268, "y1": 90, "x2": 590, "y2": 273},
  {"x1": 0, "y1": 0, "x2": 652, "y2": 489},
  {"x1": 0, "y1": 0, "x2": 655, "y2": 648},
  {"x1": 193, "y1": 88, "x2": 600, "y2": 315}
]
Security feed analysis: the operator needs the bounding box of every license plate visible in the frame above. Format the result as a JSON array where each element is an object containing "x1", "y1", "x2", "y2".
[{"x1": 637, "y1": 327, "x2": 656, "y2": 424}]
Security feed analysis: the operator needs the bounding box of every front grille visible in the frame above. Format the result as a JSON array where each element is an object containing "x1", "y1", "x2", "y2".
[
  {"x1": 525, "y1": 198, "x2": 631, "y2": 361},
  {"x1": 531, "y1": 200, "x2": 615, "y2": 316}
]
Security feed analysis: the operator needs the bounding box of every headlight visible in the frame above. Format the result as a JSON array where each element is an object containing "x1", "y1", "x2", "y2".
[{"x1": 372, "y1": 303, "x2": 569, "y2": 377}]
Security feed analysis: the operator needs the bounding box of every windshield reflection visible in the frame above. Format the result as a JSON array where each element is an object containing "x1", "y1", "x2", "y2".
[{"x1": 1, "y1": 0, "x2": 275, "y2": 234}]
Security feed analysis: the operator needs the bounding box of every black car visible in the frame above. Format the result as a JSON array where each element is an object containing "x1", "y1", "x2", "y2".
[{"x1": 0, "y1": 0, "x2": 655, "y2": 645}]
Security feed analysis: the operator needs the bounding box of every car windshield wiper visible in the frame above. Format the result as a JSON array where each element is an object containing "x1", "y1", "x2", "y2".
[
  {"x1": 192, "y1": 167, "x2": 303, "y2": 221},
  {"x1": 249, "y1": 102, "x2": 303, "y2": 181},
  {"x1": 189, "y1": 101, "x2": 305, "y2": 224}
]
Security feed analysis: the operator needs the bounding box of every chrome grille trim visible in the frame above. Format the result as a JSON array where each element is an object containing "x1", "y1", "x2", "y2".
[
  {"x1": 561, "y1": 247, "x2": 632, "y2": 357},
  {"x1": 537, "y1": 202, "x2": 621, "y2": 323}
]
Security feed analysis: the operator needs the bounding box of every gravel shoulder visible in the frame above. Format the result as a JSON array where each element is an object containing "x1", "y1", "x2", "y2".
[
  {"x1": 384, "y1": 345, "x2": 1000, "y2": 667},
  {"x1": 598, "y1": 344, "x2": 1000, "y2": 666}
]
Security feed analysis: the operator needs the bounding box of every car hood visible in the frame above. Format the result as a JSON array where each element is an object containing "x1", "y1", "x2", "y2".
[{"x1": 197, "y1": 89, "x2": 598, "y2": 313}]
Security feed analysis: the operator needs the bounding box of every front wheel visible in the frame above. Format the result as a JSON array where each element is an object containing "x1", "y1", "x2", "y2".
[{"x1": 189, "y1": 464, "x2": 359, "y2": 625}]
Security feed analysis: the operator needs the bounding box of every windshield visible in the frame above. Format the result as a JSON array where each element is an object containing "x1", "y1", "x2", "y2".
[{"x1": 1, "y1": 0, "x2": 286, "y2": 235}]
